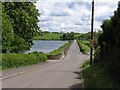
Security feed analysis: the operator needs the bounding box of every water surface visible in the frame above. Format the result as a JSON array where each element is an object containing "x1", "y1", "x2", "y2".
[{"x1": 27, "y1": 40, "x2": 68, "y2": 53}]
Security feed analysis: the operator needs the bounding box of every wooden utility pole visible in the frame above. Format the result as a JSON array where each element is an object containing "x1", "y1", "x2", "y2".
[{"x1": 90, "y1": 0, "x2": 94, "y2": 65}]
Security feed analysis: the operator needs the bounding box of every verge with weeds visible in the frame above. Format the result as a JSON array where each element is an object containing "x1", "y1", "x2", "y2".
[
  {"x1": 77, "y1": 40, "x2": 90, "y2": 54},
  {"x1": 47, "y1": 41, "x2": 72, "y2": 56},
  {"x1": 81, "y1": 60, "x2": 119, "y2": 88},
  {"x1": 2, "y1": 52, "x2": 47, "y2": 70}
]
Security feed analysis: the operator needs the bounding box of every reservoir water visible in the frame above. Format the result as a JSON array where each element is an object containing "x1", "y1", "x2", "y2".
[{"x1": 27, "y1": 40, "x2": 68, "y2": 53}]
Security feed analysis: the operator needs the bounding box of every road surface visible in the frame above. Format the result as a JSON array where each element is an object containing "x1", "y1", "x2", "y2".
[{"x1": 2, "y1": 40, "x2": 89, "y2": 88}]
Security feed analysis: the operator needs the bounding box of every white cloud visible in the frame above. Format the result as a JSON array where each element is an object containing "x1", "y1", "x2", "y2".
[{"x1": 35, "y1": 0, "x2": 119, "y2": 33}]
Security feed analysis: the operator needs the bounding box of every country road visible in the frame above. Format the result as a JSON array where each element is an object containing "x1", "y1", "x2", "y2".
[{"x1": 2, "y1": 40, "x2": 89, "y2": 88}]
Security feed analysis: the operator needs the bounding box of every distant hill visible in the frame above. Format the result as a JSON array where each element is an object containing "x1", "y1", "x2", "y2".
[
  {"x1": 34, "y1": 33, "x2": 63, "y2": 40},
  {"x1": 34, "y1": 32, "x2": 82, "y2": 40}
]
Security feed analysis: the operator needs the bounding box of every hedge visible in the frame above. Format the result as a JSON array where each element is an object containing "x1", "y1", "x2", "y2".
[{"x1": 2, "y1": 52, "x2": 47, "y2": 70}]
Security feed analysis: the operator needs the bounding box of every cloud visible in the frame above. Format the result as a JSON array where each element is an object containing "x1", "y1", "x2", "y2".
[
  {"x1": 35, "y1": 0, "x2": 119, "y2": 33},
  {"x1": 50, "y1": 10, "x2": 70, "y2": 17}
]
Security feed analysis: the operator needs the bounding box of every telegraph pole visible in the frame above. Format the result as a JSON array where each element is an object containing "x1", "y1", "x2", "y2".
[{"x1": 90, "y1": 0, "x2": 94, "y2": 65}]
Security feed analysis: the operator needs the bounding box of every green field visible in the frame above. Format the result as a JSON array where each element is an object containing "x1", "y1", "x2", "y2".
[
  {"x1": 34, "y1": 33, "x2": 63, "y2": 40},
  {"x1": 34, "y1": 33, "x2": 82, "y2": 40},
  {"x1": 74, "y1": 33, "x2": 82, "y2": 39}
]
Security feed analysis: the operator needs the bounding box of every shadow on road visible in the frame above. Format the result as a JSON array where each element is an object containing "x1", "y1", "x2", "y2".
[{"x1": 69, "y1": 71, "x2": 84, "y2": 90}]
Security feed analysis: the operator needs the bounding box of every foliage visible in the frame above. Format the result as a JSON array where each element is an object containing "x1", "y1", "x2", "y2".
[
  {"x1": 74, "y1": 33, "x2": 82, "y2": 39},
  {"x1": 12, "y1": 34, "x2": 29, "y2": 53},
  {"x1": 82, "y1": 40, "x2": 90, "y2": 48},
  {"x1": 82, "y1": 60, "x2": 119, "y2": 88},
  {"x1": 2, "y1": 2, "x2": 40, "y2": 53},
  {"x1": 0, "y1": 3, "x2": 1, "y2": 52},
  {"x1": 77, "y1": 31, "x2": 102, "y2": 50},
  {"x1": 60, "y1": 32, "x2": 74, "y2": 40},
  {"x1": 77, "y1": 40, "x2": 90, "y2": 54},
  {"x1": 2, "y1": 4, "x2": 14, "y2": 53},
  {"x1": 2, "y1": 52, "x2": 47, "y2": 70},
  {"x1": 34, "y1": 32, "x2": 82, "y2": 40},
  {"x1": 94, "y1": 46, "x2": 101, "y2": 63},
  {"x1": 94, "y1": 1, "x2": 120, "y2": 81}
]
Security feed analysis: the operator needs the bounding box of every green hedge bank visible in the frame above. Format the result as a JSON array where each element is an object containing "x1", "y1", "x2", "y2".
[{"x1": 2, "y1": 52, "x2": 47, "y2": 70}]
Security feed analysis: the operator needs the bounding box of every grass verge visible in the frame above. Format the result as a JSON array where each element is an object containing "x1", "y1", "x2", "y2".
[
  {"x1": 81, "y1": 60, "x2": 119, "y2": 88},
  {"x1": 47, "y1": 41, "x2": 72, "y2": 56},
  {"x1": 2, "y1": 52, "x2": 47, "y2": 70},
  {"x1": 77, "y1": 40, "x2": 90, "y2": 54},
  {"x1": 82, "y1": 40, "x2": 90, "y2": 48}
]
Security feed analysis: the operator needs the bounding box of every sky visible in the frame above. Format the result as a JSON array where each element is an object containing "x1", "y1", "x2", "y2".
[{"x1": 35, "y1": 0, "x2": 119, "y2": 33}]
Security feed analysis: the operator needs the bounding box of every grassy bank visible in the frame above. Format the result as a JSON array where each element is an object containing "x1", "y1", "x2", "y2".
[
  {"x1": 77, "y1": 40, "x2": 90, "y2": 54},
  {"x1": 47, "y1": 41, "x2": 72, "y2": 56},
  {"x1": 74, "y1": 33, "x2": 82, "y2": 39},
  {"x1": 34, "y1": 33, "x2": 63, "y2": 40},
  {"x1": 82, "y1": 40, "x2": 90, "y2": 48},
  {"x1": 81, "y1": 60, "x2": 119, "y2": 88},
  {"x1": 2, "y1": 52, "x2": 47, "y2": 70}
]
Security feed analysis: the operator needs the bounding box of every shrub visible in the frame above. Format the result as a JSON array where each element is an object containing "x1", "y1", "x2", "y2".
[
  {"x1": 94, "y1": 46, "x2": 101, "y2": 63},
  {"x1": 2, "y1": 53, "x2": 47, "y2": 70}
]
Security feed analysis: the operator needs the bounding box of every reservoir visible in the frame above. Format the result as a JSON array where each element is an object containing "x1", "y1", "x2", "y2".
[{"x1": 27, "y1": 40, "x2": 68, "y2": 53}]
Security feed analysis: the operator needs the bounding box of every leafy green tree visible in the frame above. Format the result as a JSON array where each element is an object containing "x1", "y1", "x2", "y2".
[
  {"x1": 94, "y1": 1, "x2": 120, "y2": 80},
  {"x1": 2, "y1": 4, "x2": 14, "y2": 53},
  {"x1": 12, "y1": 34, "x2": 29, "y2": 53},
  {"x1": 2, "y1": 2, "x2": 40, "y2": 52},
  {"x1": 60, "y1": 32, "x2": 74, "y2": 40}
]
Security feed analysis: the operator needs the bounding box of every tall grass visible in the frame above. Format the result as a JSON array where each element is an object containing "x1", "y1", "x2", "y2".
[
  {"x1": 2, "y1": 52, "x2": 47, "y2": 70},
  {"x1": 82, "y1": 60, "x2": 119, "y2": 88}
]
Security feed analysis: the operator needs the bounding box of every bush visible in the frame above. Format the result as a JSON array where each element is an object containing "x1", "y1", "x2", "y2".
[
  {"x1": 94, "y1": 46, "x2": 101, "y2": 63},
  {"x1": 82, "y1": 60, "x2": 118, "y2": 88},
  {"x1": 102, "y1": 49, "x2": 120, "y2": 81},
  {"x1": 2, "y1": 52, "x2": 47, "y2": 70},
  {"x1": 94, "y1": 2, "x2": 120, "y2": 82},
  {"x1": 94, "y1": 47, "x2": 120, "y2": 82}
]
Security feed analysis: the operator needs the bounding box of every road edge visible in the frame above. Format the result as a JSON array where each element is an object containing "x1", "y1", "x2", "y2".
[{"x1": 80, "y1": 64, "x2": 85, "y2": 88}]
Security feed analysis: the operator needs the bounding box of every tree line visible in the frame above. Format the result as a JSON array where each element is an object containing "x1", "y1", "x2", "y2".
[
  {"x1": 2, "y1": 2, "x2": 40, "y2": 53},
  {"x1": 94, "y1": 1, "x2": 120, "y2": 81},
  {"x1": 60, "y1": 32, "x2": 74, "y2": 40}
]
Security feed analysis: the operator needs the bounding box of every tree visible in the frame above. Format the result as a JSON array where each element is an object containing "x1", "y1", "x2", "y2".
[
  {"x1": 60, "y1": 32, "x2": 74, "y2": 40},
  {"x1": 2, "y1": 4, "x2": 14, "y2": 53},
  {"x1": 94, "y1": 1, "x2": 120, "y2": 80},
  {"x1": 2, "y1": 2, "x2": 40, "y2": 52}
]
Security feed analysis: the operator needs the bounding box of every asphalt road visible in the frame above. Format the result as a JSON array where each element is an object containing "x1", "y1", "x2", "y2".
[{"x1": 2, "y1": 40, "x2": 89, "y2": 88}]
